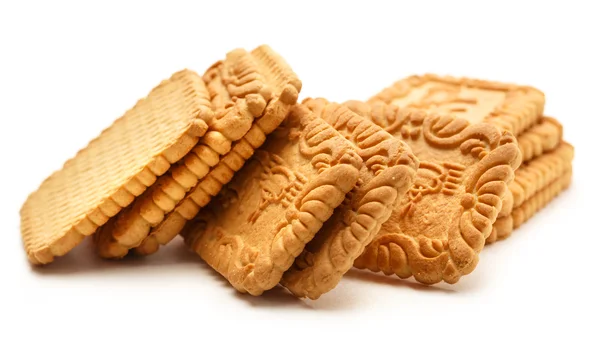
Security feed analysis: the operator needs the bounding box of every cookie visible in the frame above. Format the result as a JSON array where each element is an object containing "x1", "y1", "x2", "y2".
[
  {"x1": 486, "y1": 191, "x2": 514, "y2": 244},
  {"x1": 487, "y1": 215, "x2": 514, "y2": 243},
  {"x1": 182, "y1": 104, "x2": 364, "y2": 295},
  {"x1": 511, "y1": 142, "x2": 573, "y2": 208},
  {"x1": 518, "y1": 116, "x2": 563, "y2": 163},
  {"x1": 280, "y1": 99, "x2": 418, "y2": 299},
  {"x1": 368, "y1": 74, "x2": 545, "y2": 136},
  {"x1": 513, "y1": 168, "x2": 572, "y2": 228},
  {"x1": 20, "y1": 69, "x2": 211, "y2": 264},
  {"x1": 348, "y1": 100, "x2": 521, "y2": 285},
  {"x1": 486, "y1": 142, "x2": 573, "y2": 243},
  {"x1": 94, "y1": 45, "x2": 301, "y2": 258}
]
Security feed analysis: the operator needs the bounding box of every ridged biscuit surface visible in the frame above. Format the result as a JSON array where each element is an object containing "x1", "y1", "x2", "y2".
[
  {"x1": 126, "y1": 45, "x2": 302, "y2": 256},
  {"x1": 182, "y1": 104, "x2": 363, "y2": 296},
  {"x1": 368, "y1": 74, "x2": 545, "y2": 136},
  {"x1": 94, "y1": 45, "x2": 301, "y2": 258},
  {"x1": 348, "y1": 100, "x2": 521, "y2": 285},
  {"x1": 281, "y1": 99, "x2": 418, "y2": 299},
  {"x1": 486, "y1": 141, "x2": 573, "y2": 244},
  {"x1": 20, "y1": 70, "x2": 210, "y2": 264}
]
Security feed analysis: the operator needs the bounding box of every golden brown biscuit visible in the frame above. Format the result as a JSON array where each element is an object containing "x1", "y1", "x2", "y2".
[
  {"x1": 94, "y1": 45, "x2": 301, "y2": 258},
  {"x1": 182, "y1": 104, "x2": 363, "y2": 295},
  {"x1": 512, "y1": 168, "x2": 572, "y2": 228},
  {"x1": 487, "y1": 117, "x2": 563, "y2": 242},
  {"x1": 518, "y1": 116, "x2": 563, "y2": 162},
  {"x1": 280, "y1": 99, "x2": 418, "y2": 299},
  {"x1": 368, "y1": 74, "x2": 545, "y2": 136},
  {"x1": 486, "y1": 142, "x2": 573, "y2": 243},
  {"x1": 20, "y1": 69, "x2": 210, "y2": 264},
  {"x1": 132, "y1": 123, "x2": 270, "y2": 255},
  {"x1": 511, "y1": 142, "x2": 573, "y2": 208},
  {"x1": 348, "y1": 101, "x2": 521, "y2": 285}
]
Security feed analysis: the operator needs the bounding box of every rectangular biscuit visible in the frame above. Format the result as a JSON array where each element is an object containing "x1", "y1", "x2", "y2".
[
  {"x1": 368, "y1": 74, "x2": 545, "y2": 136},
  {"x1": 486, "y1": 141, "x2": 573, "y2": 244},
  {"x1": 93, "y1": 45, "x2": 301, "y2": 258},
  {"x1": 181, "y1": 104, "x2": 365, "y2": 296},
  {"x1": 346, "y1": 100, "x2": 521, "y2": 285},
  {"x1": 486, "y1": 119, "x2": 565, "y2": 242},
  {"x1": 280, "y1": 99, "x2": 418, "y2": 299},
  {"x1": 512, "y1": 168, "x2": 572, "y2": 229},
  {"x1": 20, "y1": 69, "x2": 210, "y2": 264}
]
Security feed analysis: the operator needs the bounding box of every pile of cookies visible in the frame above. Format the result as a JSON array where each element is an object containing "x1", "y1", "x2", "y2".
[{"x1": 20, "y1": 45, "x2": 573, "y2": 299}]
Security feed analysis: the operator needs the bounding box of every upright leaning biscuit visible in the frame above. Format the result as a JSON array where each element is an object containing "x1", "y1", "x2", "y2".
[
  {"x1": 368, "y1": 74, "x2": 545, "y2": 137},
  {"x1": 348, "y1": 101, "x2": 521, "y2": 285},
  {"x1": 182, "y1": 105, "x2": 364, "y2": 296},
  {"x1": 20, "y1": 70, "x2": 211, "y2": 264},
  {"x1": 517, "y1": 116, "x2": 563, "y2": 162},
  {"x1": 281, "y1": 99, "x2": 418, "y2": 299},
  {"x1": 94, "y1": 45, "x2": 301, "y2": 258},
  {"x1": 133, "y1": 45, "x2": 302, "y2": 256}
]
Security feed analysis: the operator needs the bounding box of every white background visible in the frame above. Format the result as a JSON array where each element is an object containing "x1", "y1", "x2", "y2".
[{"x1": 1, "y1": 1, "x2": 598, "y2": 357}]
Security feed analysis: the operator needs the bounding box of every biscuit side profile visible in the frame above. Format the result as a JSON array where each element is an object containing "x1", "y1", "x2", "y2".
[
  {"x1": 133, "y1": 45, "x2": 302, "y2": 255},
  {"x1": 487, "y1": 141, "x2": 573, "y2": 243},
  {"x1": 517, "y1": 116, "x2": 563, "y2": 162},
  {"x1": 349, "y1": 101, "x2": 521, "y2": 284},
  {"x1": 20, "y1": 69, "x2": 210, "y2": 264},
  {"x1": 487, "y1": 117, "x2": 564, "y2": 242},
  {"x1": 94, "y1": 45, "x2": 301, "y2": 258},
  {"x1": 512, "y1": 168, "x2": 572, "y2": 229}
]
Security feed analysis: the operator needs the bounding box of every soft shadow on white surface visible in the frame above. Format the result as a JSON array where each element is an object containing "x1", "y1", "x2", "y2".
[{"x1": 343, "y1": 268, "x2": 458, "y2": 294}]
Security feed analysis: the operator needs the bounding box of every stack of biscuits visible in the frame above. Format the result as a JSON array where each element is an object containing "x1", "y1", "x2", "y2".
[{"x1": 20, "y1": 45, "x2": 573, "y2": 299}]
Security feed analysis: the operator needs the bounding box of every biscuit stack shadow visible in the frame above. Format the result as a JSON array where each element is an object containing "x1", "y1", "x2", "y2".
[
  {"x1": 20, "y1": 54, "x2": 573, "y2": 300},
  {"x1": 363, "y1": 74, "x2": 573, "y2": 247}
]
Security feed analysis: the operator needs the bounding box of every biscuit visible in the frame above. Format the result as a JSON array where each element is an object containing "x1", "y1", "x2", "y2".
[
  {"x1": 94, "y1": 45, "x2": 301, "y2": 258},
  {"x1": 368, "y1": 74, "x2": 545, "y2": 136},
  {"x1": 348, "y1": 101, "x2": 521, "y2": 285},
  {"x1": 486, "y1": 142, "x2": 573, "y2": 243},
  {"x1": 512, "y1": 168, "x2": 572, "y2": 228},
  {"x1": 511, "y1": 142, "x2": 573, "y2": 208},
  {"x1": 133, "y1": 122, "x2": 273, "y2": 255},
  {"x1": 280, "y1": 99, "x2": 418, "y2": 299},
  {"x1": 20, "y1": 69, "x2": 210, "y2": 264},
  {"x1": 182, "y1": 104, "x2": 364, "y2": 295},
  {"x1": 518, "y1": 116, "x2": 563, "y2": 163},
  {"x1": 487, "y1": 215, "x2": 514, "y2": 243},
  {"x1": 486, "y1": 191, "x2": 514, "y2": 243}
]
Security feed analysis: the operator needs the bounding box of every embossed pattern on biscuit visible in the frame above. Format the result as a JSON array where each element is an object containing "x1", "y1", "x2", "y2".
[
  {"x1": 181, "y1": 105, "x2": 363, "y2": 296},
  {"x1": 517, "y1": 116, "x2": 563, "y2": 163},
  {"x1": 280, "y1": 99, "x2": 418, "y2": 299},
  {"x1": 93, "y1": 45, "x2": 301, "y2": 258},
  {"x1": 348, "y1": 101, "x2": 521, "y2": 285},
  {"x1": 368, "y1": 74, "x2": 545, "y2": 136},
  {"x1": 20, "y1": 69, "x2": 210, "y2": 264}
]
